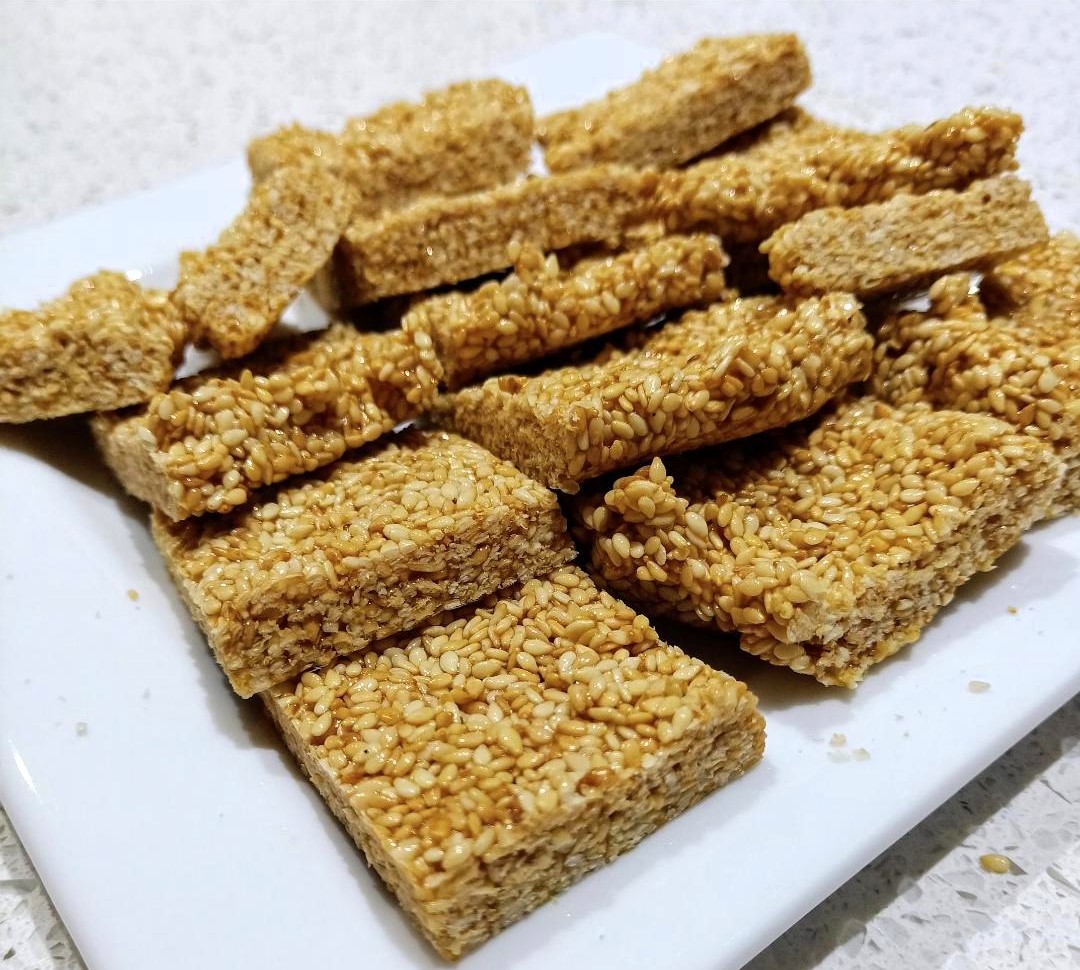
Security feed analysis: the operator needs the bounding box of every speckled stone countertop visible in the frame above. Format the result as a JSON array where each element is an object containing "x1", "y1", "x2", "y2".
[{"x1": 1, "y1": 2, "x2": 1078, "y2": 968}]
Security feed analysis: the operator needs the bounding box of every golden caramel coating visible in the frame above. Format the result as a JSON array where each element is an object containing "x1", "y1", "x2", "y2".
[
  {"x1": 248, "y1": 80, "x2": 534, "y2": 215},
  {"x1": 434, "y1": 293, "x2": 872, "y2": 492},
  {"x1": 153, "y1": 430, "x2": 574, "y2": 697},
  {"x1": 538, "y1": 34, "x2": 810, "y2": 172},
  {"x1": 981, "y1": 231, "x2": 1080, "y2": 328},
  {"x1": 403, "y1": 233, "x2": 728, "y2": 389},
  {"x1": 763, "y1": 177, "x2": 1047, "y2": 296},
  {"x1": 334, "y1": 166, "x2": 659, "y2": 305},
  {"x1": 0, "y1": 273, "x2": 184, "y2": 423},
  {"x1": 872, "y1": 273, "x2": 1080, "y2": 516},
  {"x1": 661, "y1": 107, "x2": 1022, "y2": 243},
  {"x1": 175, "y1": 163, "x2": 354, "y2": 359},
  {"x1": 265, "y1": 566, "x2": 764, "y2": 959},
  {"x1": 92, "y1": 323, "x2": 442, "y2": 520},
  {"x1": 574, "y1": 398, "x2": 1062, "y2": 687}
]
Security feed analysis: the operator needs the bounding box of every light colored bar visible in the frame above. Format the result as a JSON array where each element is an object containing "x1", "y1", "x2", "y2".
[
  {"x1": 248, "y1": 80, "x2": 534, "y2": 216},
  {"x1": 0, "y1": 273, "x2": 184, "y2": 423},
  {"x1": 175, "y1": 162, "x2": 354, "y2": 358},
  {"x1": 153, "y1": 429, "x2": 575, "y2": 696},
  {"x1": 660, "y1": 106, "x2": 1023, "y2": 242},
  {"x1": 93, "y1": 323, "x2": 442, "y2": 520},
  {"x1": 763, "y1": 176, "x2": 1047, "y2": 296},
  {"x1": 873, "y1": 272, "x2": 1080, "y2": 516},
  {"x1": 538, "y1": 34, "x2": 811, "y2": 172},
  {"x1": 434, "y1": 293, "x2": 872, "y2": 491},
  {"x1": 264, "y1": 566, "x2": 764, "y2": 959},
  {"x1": 335, "y1": 166, "x2": 658, "y2": 304},
  {"x1": 403, "y1": 233, "x2": 728, "y2": 389},
  {"x1": 574, "y1": 397, "x2": 1062, "y2": 686}
]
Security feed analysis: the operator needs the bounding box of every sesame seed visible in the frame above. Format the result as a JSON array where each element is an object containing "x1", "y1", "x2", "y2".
[{"x1": 979, "y1": 853, "x2": 1012, "y2": 875}]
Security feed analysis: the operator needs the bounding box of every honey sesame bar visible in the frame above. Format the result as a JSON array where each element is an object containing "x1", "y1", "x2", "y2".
[
  {"x1": 402, "y1": 233, "x2": 729, "y2": 389},
  {"x1": 263, "y1": 566, "x2": 764, "y2": 959},
  {"x1": 92, "y1": 323, "x2": 441, "y2": 520},
  {"x1": 433, "y1": 293, "x2": 872, "y2": 492},
  {"x1": 248, "y1": 80, "x2": 533, "y2": 216},
  {"x1": 332, "y1": 166, "x2": 659, "y2": 305},
  {"x1": 538, "y1": 34, "x2": 810, "y2": 172},
  {"x1": 153, "y1": 430, "x2": 575, "y2": 697},
  {"x1": 763, "y1": 176, "x2": 1048, "y2": 297},
  {"x1": 574, "y1": 397, "x2": 1063, "y2": 688},
  {"x1": 981, "y1": 231, "x2": 1080, "y2": 328},
  {"x1": 175, "y1": 162, "x2": 354, "y2": 359},
  {"x1": 0, "y1": 273, "x2": 184, "y2": 423},
  {"x1": 872, "y1": 273, "x2": 1080, "y2": 516},
  {"x1": 661, "y1": 107, "x2": 1022, "y2": 243}
]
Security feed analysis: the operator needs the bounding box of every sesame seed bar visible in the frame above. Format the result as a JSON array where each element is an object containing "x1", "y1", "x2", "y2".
[
  {"x1": 175, "y1": 162, "x2": 354, "y2": 359},
  {"x1": 0, "y1": 273, "x2": 185, "y2": 424},
  {"x1": 538, "y1": 34, "x2": 810, "y2": 172},
  {"x1": 661, "y1": 107, "x2": 1022, "y2": 243},
  {"x1": 763, "y1": 176, "x2": 1048, "y2": 297},
  {"x1": 152, "y1": 430, "x2": 575, "y2": 697},
  {"x1": 981, "y1": 231, "x2": 1080, "y2": 328},
  {"x1": 248, "y1": 80, "x2": 533, "y2": 216},
  {"x1": 92, "y1": 323, "x2": 442, "y2": 520},
  {"x1": 433, "y1": 293, "x2": 872, "y2": 492},
  {"x1": 574, "y1": 397, "x2": 1062, "y2": 688},
  {"x1": 402, "y1": 233, "x2": 729, "y2": 389},
  {"x1": 333, "y1": 166, "x2": 659, "y2": 305},
  {"x1": 263, "y1": 566, "x2": 764, "y2": 959},
  {"x1": 872, "y1": 273, "x2": 1080, "y2": 516}
]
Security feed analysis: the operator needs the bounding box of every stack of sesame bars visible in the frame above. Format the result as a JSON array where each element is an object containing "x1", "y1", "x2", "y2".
[{"x1": 2, "y1": 33, "x2": 1077, "y2": 959}]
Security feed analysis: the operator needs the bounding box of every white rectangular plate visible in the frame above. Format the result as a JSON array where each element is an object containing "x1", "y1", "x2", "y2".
[{"x1": 1, "y1": 33, "x2": 1079, "y2": 970}]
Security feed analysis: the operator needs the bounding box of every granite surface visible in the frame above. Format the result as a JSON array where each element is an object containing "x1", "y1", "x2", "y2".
[{"x1": 1, "y1": 2, "x2": 1079, "y2": 969}]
